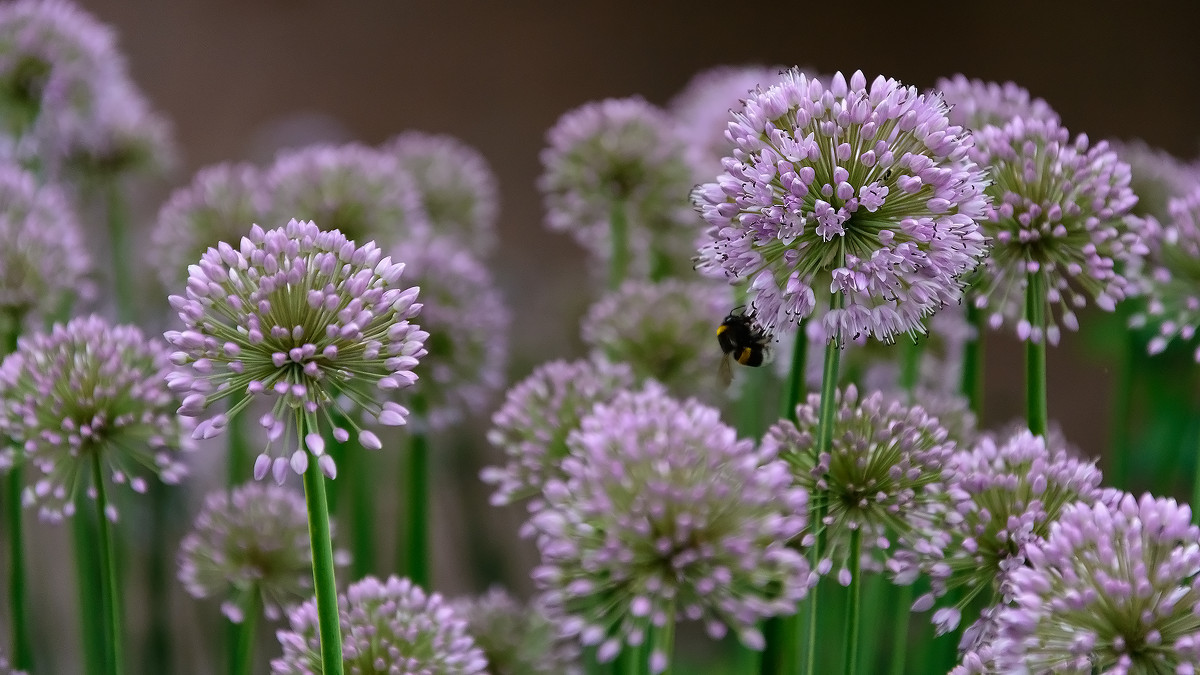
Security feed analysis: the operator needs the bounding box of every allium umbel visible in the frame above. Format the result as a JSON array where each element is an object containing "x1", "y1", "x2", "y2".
[
  {"x1": 935, "y1": 75, "x2": 1059, "y2": 131},
  {"x1": 694, "y1": 69, "x2": 987, "y2": 342},
  {"x1": 166, "y1": 219, "x2": 426, "y2": 483},
  {"x1": 452, "y1": 588, "x2": 581, "y2": 675},
  {"x1": 0, "y1": 315, "x2": 188, "y2": 521},
  {"x1": 529, "y1": 385, "x2": 811, "y2": 665},
  {"x1": 994, "y1": 494, "x2": 1200, "y2": 674},
  {"x1": 1134, "y1": 185, "x2": 1200, "y2": 361}
]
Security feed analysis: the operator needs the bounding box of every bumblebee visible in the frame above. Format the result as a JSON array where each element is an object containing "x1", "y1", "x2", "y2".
[{"x1": 717, "y1": 308, "x2": 770, "y2": 385}]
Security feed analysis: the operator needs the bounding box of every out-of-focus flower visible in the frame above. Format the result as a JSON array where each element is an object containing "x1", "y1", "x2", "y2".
[
  {"x1": 967, "y1": 117, "x2": 1145, "y2": 344},
  {"x1": 0, "y1": 650, "x2": 25, "y2": 675},
  {"x1": 693, "y1": 69, "x2": 988, "y2": 342},
  {"x1": 272, "y1": 575, "x2": 488, "y2": 675},
  {"x1": 179, "y1": 482, "x2": 337, "y2": 623},
  {"x1": 579, "y1": 278, "x2": 730, "y2": 395},
  {"x1": 994, "y1": 493, "x2": 1200, "y2": 674},
  {"x1": 1133, "y1": 186, "x2": 1200, "y2": 361},
  {"x1": 165, "y1": 219, "x2": 426, "y2": 483},
  {"x1": 539, "y1": 97, "x2": 699, "y2": 280},
  {"x1": 763, "y1": 384, "x2": 956, "y2": 584},
  {"x1": 150, "y1": 162, "x2": 270, "y2": 289},
  {"x1": 529, "y1": 384, "x2": 810, "y2": 666},
  {"x1": 0, "y1": 315, "x2": 188, "y2": 521},
  {"x1": 0, "y1": 161, "x2": 88, "y2": 323},
  {"x1": 264, "y1": 143, "x2": 428, "y2": 247},
  {"x1": 381, "y1": 131, "x2": 499, "y2": 256},
  {"x1": 480, "y1": 356, "x2": 636, "y2": 506},
  {"x1": 58, "y1": 78, "x2": 175, "y2": 181},
  {"x1": 1110, "y1": 139, "x2": 1198, "y2": 225},
  {"x1": 453, "y1": 587, "x2": 581, "y2": 675},
  {"x1": 935, "y1": 75, "x2": 1059, "y2": 131},
  {"x1": 844, "y1": 302, "x2": 974, "y2": 396},
  {"x1": 390, "y1": 235, "x2": 508, "y2": 430}
]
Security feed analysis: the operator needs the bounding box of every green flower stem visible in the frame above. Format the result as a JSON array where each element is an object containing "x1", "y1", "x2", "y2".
[
  {"x1": 782, "y1": 323, "x2": 809, "y2": 420},
  {"x1": 1, "y1": 318, "x2": 32, "y2": 671},
  {"x1": 618, "y1": 641, "x2": 646, "y2": 675},
  {"x1": 403, "y1": 430, "x2": 430, "y2": 588},
  {"x1": 102, "y1": 179, "x2": 136, "y2": 324},
  {"x1": 1024, "y1": 273, "x2": 1048, "y2": 436},
  {"x1": 349, "y1": 443, "x2": 376, "y2": 579},
  {"x1": 1191, "y1": 425, "x2": 1200, "y2": 527},
  {"x1": 653, "y1": 609, "x2": 676, "y2": 675},
  {"x1": 961, "y1": 302, "x2": 984, "y2": 417},
  {"x1": 898, "y1": 337, "x2": 921, "y2": 396},
  {"x1": 1109, "y1": 328, "x2": 1135, "y2": 490},
  {"x1": 71, "y1": 497, "x2": 105, "y2": 675},
  {"x1": 888, "y1": 585, "x2": 914, "y2": 675},
  {"x1": 842, "y1": 530, "x2": 863, "y2": 675},
  {"x1": 91, "y1": 453, "x2": 123, "y2": 675},
  {"x1": 303, "y1": 459, "x2": 345, "y2": 675},
  {"x1": 232, "y1": 588, "x2": 261, "y2": 675},
  {"x1": 227, "y1": 411, "x2": 251, "y2": 487},
  {"x1": 608, "y1": 200, "x2": 629, "y2": 291}
]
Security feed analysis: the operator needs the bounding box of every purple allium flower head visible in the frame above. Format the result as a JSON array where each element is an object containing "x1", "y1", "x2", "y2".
[
  {"x1": 480, "y1": 356, "x2": 636, "y2": 506},
  {"x1": 529, "y1": 384, "x2": 811, "y2": 664},
  {"x1": 968, "y1": 117, "x2": 1146, "y2": 344},
  {"x1": 909, "y1": 429, "x2": 1103, "y2": 635},
  {"x1": 0, "y1": 160, "x2": 88, "y2": 322},
  {"x1": 59, "y1": 76, "x2": 175, "y2": 181},
  {"x1": 1111, "y1": 139, "x2": 1200, "y2": 225},
  {"x1": 693, "y1": 69, "x2": 989, "y2": 342},
  {"x1": 452, "y1": 587, "x2": 582, "y2": 675},
  {"x1": 381, "y1": 131, "x2": 499, "y2": 256},
  {"x1": 0, "y1": 315, "x2": 189, "y2": 522},
  {"x1": 272, "y1": 575, "x2": 488, "y2": 675},
  {"x1": 150, "y1": 162, "x2": 271, "y2": 289},
  {"x1": 265, "y1": 143, "x2": 429, "y2": 247},
  {"x1": 539, "y1": 97, "x2": 699, "y2": 280},
  {"x1": 390, "y1": 235, "x2": 509, "y2": 430},
  {"x1": 994, "y1": 493, "x2": 1200, "y2": 674},
  {"x1": 580, "y1": 278, "x2": 731, "y2": 395},
  {"x1": 668, "y1": 64, "x2": 789, "y2": 179},
  {"x1": 763, "y1": 384, "x2": 956, "y2": 585},
  {"x1": 178, "y1": 482, "x2": 334, "y2": 623},
  {"x1": 935, "y1": 75, "x2": 1060, "y2": 131},
  {"x1": 164, "y1": 219, "x2": 426, "y2": 483},
  {"x1": 1133, "y1": 186, "x2": 1200, "y2": 361}
]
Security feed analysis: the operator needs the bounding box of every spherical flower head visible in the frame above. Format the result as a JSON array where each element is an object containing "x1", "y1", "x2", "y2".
[
  {"x1": 381, "y1": 131, "x2": 499, "y2": 256},
  {"x1": 151, "y1": 162, "x2": 271, "y2": 289},
  {"x1": 0, "y1": 315, "x2": 189, "y2": 521},
  {"x1": 452, "y1": 587, "x2": 581, "y2": 675},
  {"x1": 968, "y1": 117, "x2": 1147, "y2": 344},
  {"x1": 911, "y1": 429, "x2": 1103, "y2": 635},
  {"x1": 763, "y1": 384, "x2": 956, "y2": 585},
  {"x1": 539, "y1": 97, "x2": 699, "y2": 280},
  {"x1": 272, "y1": 575, "x2": 488, "y2": 675},
  {"x1": 580, "y1": 278, "x2": 731, "y2": 396},
  {"x1": 179, "y1": 482, "x2": 331, "y2": 623},
  {"x1": 1133, "y1": 186, "x2": 1200, "y2": 361},
  {"x1": 480, "y1": 356, "x2": 636, "y2": 506},
  {"x1": 668, "y1": 64, "x2": 789, "y2": 179},
  {"x1": 165, "y1": 219, "x2": 427, "y2": 484},
  {"x1": 0, "y1": 160, "x2": 88, "y2": 322},
  {"x1": 994, "y1": 493, "x2": 1200, "y2": 674},
  {"x1": 1110, "y1": 139, "x2": 1200, "y2": 225},
  {"x1": 694, "y1": 69, "x2": 989, "y2": 342},
  {"x1": 58, "y1": 76, "x2": 175, "y2": 181},
  {"x1": 935, "y1": 75, "x2": 1060, "y2": 131},
  {"x1": 265, "y1": 143, "x2": 429, "y2": 247},
  {"x1": 529, "y1": 384, "x2": 811, "y2": 663}
]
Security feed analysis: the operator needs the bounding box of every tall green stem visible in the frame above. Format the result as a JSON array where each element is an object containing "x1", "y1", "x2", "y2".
[
  {"x1": 888, "y1": 585, "x2": 914, "y2": 675},
  {"x1": 349, "y1": 443, "x2": 376, "y2": 579},
  {"x1": 303, "y1": 460, "x2": 344, "y2": 675},
  {"x1": 1024, "y1": 274, "x2": 1048, "y2": 436},
  {"x1": 1109, "y1": 327, "x2": 1135, "y2": 490},
  {"x1": 961, "y1": 302, "x2": 984, "y2": 417},
  {"x1": 227, "y1": 411, "x2": 250, "y2": 487},
  {"x1": 782, "y1": 325, "x2": 809, "y2": 420},
  {"x1": 842, "y1": 530, "x2": 862, "y2": 675},
  {"x1": 232, "y1": 588, "x2": 261, "y2": 675},
  {"x1": 403, "y1": 430, "x2": 430, "y2": 588},
  {"x1": 898, "y1": 338, "x2": 921, "y2": 396},
  {"x1": 1, "y1": 318, "x2": 31, "y2": 671},
  {"x1": 71, "y1": 497, "x2": 105, "y2": 675},
  {"x1": 608, "y1": 201, "x2": 628, "y2": 291},
  {"x1": 652, "y1": 610, "x2": 676, "y2": 675},
  {"x1": 1191, "y1": 428, "x2": 1200, "y2": 527},
  {"x1": 102, "y1": 179, "x2": 136, "y2": 324},
  {"x1": 92, "y1": 454, "x2": 123, "y2": 675}
]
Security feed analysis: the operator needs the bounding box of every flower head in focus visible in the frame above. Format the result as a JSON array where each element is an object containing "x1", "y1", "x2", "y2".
[
  {"x1": 994, "y1": 493, "x2": 1200, "y2": 674},
  {"x1": 935, "y1": 75, "x2": 1059, "y2": 131},
  {"x1": 0, "y1": 315, "x2": 188, "y2": 521},
  {"x1": 165, "y1": 219, "x2": 426, "y2": 483},
  {"x1": 529, "y1": 384, "x2": 810, "y2": 666},
  {"x1": 453, "y1": 587, "x2": 581, "y2": 675},
  {"x1": 693, "y1": 69, "x2": 988, "y2": 342},
  {"x1": 1133, "y1": 185, "x2": 1200, "y2": 361},
  {"x1": 480, "y1": 356, "x2": 636, "y2": 506},
  {"x1": 382, "y1": 131, "x2": 499, "y2": 256},
  {"x1": 272, "y1": 575, "x2": 488, "y2": 675}
]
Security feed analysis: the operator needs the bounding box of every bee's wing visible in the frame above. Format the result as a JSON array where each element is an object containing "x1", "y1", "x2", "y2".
[{"x1": 718, "y1": 354, "x2": 733, "y2": 388}]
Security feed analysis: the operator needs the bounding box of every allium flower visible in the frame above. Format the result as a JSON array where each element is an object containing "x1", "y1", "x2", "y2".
[
  {"x1": 265, "y1": 143, "x2": 428, "y2": 247},
  {"x1": 0, "y1": 315, "x2": 188, "y2": 521},
  {"x1": 579, "y1": 278, "x2": 731, "y2": 394},
  {"x1": 994, "y1": 493, "x2": 1200, "y2": 674},
  {"x1": 179, "y1": 482, "x2": 329, "y2": 623},
  {"x1": 480, "y1": 356, "x2": 636, "y2": 506},
  {"x1": 762, "y1": 384, "x2": 956, "y2": 584},
  {"x1": 390, "y1": 235, "x2": 508, "y2": 430},
  {"x1": 58, "y1": 78, "x2": 175, "y2": 181},
  {"x1": 150, "y1": 162, "x2": 271, "y2": 289},
  {"x1": 539, "y1": 97, "x2": 699, "y2": 280},
  {"x1": 693, "y1": 69, "x2": 989, "y2": 342},
  {"x1": 165, "y1": 219, "x2": 426, "y2": 483},
  {"x1": 453, "y1": 587, "x2": 581, "y2": 675},
  {"x1": 1133, "y1": 186, "x2": 1200, "y2": 361},
  {"x1": 381, "y1": 131, "x2": 499, "y2": 256},
  {"x1": 909, "y1": 429, "x2": 1103, "y2": 634},
  {"x1": 529, "y1": 384, "x2": 811, "y2": 664},
  {"x1": 1111, "y1": 139, "x2": 1199, "y2": 225},
  {"x1": 272, "y1": 575, "x2": 488, "y2": 675},
  {"x1": 968, "y1": 117, "x2": 1145, "y2": 344},
  {"x1": 0, "y1": 161, "x2": 88, "y2": 322},
  {"x1": 935, "y1": 75, "x2": 1059, "y2": 131}
]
